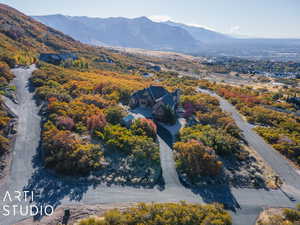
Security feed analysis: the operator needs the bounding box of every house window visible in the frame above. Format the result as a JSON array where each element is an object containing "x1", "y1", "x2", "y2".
[{"x1": 140, "y1": 99, "x2": 148, "y2": 107}]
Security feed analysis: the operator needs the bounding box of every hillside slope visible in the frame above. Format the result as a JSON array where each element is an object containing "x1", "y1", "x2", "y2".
[{"x1": 0, "y1": 4, "x2": 86, "y2": 60}]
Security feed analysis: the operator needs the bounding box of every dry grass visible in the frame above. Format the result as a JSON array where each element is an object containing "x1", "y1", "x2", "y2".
[
  {"x1": 256, "y1": 208, "x2": 284, "y2": 225},
  {"x1": 243, "y1": 145, "x2": 280, "y2": 189}
]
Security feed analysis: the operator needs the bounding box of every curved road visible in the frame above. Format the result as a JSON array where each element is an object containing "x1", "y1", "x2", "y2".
[
  {"x1": 198, "y1": 88, "x2": 300, "y2": 192},
  {"x1": 0, "y1": 67, "x2": 299, "y2": 225}
]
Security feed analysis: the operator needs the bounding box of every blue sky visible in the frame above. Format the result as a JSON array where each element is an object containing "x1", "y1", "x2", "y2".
[{"x1": 2, "y1": 0, "x2": 300, "y2": 38}]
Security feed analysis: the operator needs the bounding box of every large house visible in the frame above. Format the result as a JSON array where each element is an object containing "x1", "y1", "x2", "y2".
[
  {"x1": 129, "y1": 85, "x2": 180, "y2": 120},
  {"x1": 39, "y1": 53, "x2": 78, "y2": 65}
]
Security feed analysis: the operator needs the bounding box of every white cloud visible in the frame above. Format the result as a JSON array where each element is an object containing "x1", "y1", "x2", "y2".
[
  {"x1": 229, "y1": 25, "x2": 241, "y2": 34},
  {"x1": 186, "y1": 23, "x2": 216, "y2": 31},
  {"x1": 148, "y1": 16, "x2": 217, "y2": 32},
  {"x1": 148, "y1": 15, "x2": 172, "y2": 22}
]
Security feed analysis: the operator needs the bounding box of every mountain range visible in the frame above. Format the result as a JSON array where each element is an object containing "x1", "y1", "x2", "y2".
[
  {"x1": 0, "y1": 4, "x2": 155, "y2": 74},
  {"x1": 33, "y1": 15, "x2": 203, "y2": 52},
  {"x1": 1, "y1": 4, "x2": 299, "y2": 61},
  {"x1": 33, "y1": 14, "x2": 300, "y2": 61},
  {"x1": 164, "y1": 21, "x2": 232, "y2": 44}
]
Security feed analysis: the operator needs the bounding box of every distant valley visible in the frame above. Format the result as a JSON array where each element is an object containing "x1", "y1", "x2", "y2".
[{"x1": 34, "y1": 14, "x2": 300, "y2": 61}]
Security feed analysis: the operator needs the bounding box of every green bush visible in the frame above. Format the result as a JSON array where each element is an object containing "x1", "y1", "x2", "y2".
[
  {"x1": 103, "y1": 125, "x2": 134, "y2": 153},
  {"x1": 43, "y1": 121, "x2": 103, "y2": 174},
  {"x1": 283, "y1": 208, "x2": 300, "y2": 222},
  {"x1": 131, "y1": 118, "x2": 157, "y2": 140},
  {"x1": 159, "y1": 105, "x2": 177, "y2": 125},
  {"x1": 178, "y1": 125, "x2": 241, "y2": 155},
  {"x1": 174, "y1": 140, "x2": 222, "y2": 177},
  {"x1": 104, "y1": 106, "x2": 126, "y2": 125},
  {"x1": 103, "y1": 124, "x2": 159, "y2": 162}
]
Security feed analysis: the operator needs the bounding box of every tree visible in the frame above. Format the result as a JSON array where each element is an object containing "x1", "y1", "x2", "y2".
[
  {"x1": 0, "y1": 62, "x2": 14, "y2": 83},
  {"x1": 131, "y1": 136, "x2": 160, "y2": 163},
  {"x1": 104, "y1": 106, "x2": 126, "y2": 125},
  {"x1": 103, "y1": 124, "x2": 159, "y2": 163},
  {"x1": 103, "y1": 125, "x2": 135, "y2": 153},
  {"x1": 131, "y1": 118, "x2": 157, "y2": 140},
  {"x1": 174, "y1": 140, "x2": 222, "y2": 177},
  {"x1": 42, "y1": 121, "x2": 103, "y2": 174},
  {"x1": 87, "y1": 113, "x2": 107, "y2": 133},
  {"x1": 56, "y1": 116, "x2": 75, "y2": 130},
  {"x1": 178, "y1": 125, "x2": 241, "y2": 155},
  {"x1": 159, "y1": 105, "x2": 177, "y2": 125}
]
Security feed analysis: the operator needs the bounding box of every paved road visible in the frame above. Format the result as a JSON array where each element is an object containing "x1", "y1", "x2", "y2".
[
  {"x1": 0, "y1": 67, "x2": 299, "y2": 225},
  {"x1": 158, "y1": 136, "x2": 182, "y2": 189},
  {"x1": 198, "y1": 88, "x2": 300, "y2": 192}
]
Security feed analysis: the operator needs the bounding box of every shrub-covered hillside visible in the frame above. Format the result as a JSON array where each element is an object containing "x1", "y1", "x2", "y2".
[
  {"x1": 30, "y1": 63, "x2": 162, "y2": 185},
  {"x1": 78, "y1": 202, "x2": 232, "y2": 225},
  {"x1": 0, "y1": 3, "x2": 164, "y2": 74},
  {"x1": 0, "y1": 98, "x2": 13, "y2": 173}
]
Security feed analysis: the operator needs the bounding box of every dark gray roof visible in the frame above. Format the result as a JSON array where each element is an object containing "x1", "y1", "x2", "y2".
[
  {"x1": 160, "y1": 94, "x2": 175, "y2": 108},
  {"x1": 148, "y1": 85, "x2": 169, "y2": 100},
  {"x1": 132, "y1": 89, "x2": 145, "y2": 98},
  {"x1": 131, "y1": 86, "x2": 178, "y2": 110}
]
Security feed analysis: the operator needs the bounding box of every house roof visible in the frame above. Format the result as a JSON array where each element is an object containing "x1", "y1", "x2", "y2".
[
  {"x1": 131, "y1": 86, "x2": 178, "y2": 110},
  {"x1": 160, "y1": 94, "x2": 175, "y2": 108},
  {"x1": 131, "y1": 89, "x2": 145, "y2": 98},
  {"x1": 148, "y1": 85, "x2": 169, "y2": 100}
]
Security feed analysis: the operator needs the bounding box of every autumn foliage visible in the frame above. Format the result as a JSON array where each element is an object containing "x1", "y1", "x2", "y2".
[
  {"x1": 87, "y1": 113, "x2": 107, "y2": 133},
  {"x1": 131, "y1": 118, "x2": 157, "y2": 140},
  {"x1": 79, "y1": 202, "x2": 232, "y2": 225},
  {"x1": 43, "y1": 121, "x2": 103, "y2": 174},
  {"x1": 212, "y1": 83, "x2": 300, "y2": 166},
  {"x1": 174, "y1": 140, "x2": 223, "y2": 177},
  {"x1": 56, "y1": 116, "x2": 75, "y2": 130},
  {"x1": 0, "y1": 99, "x2": 11, "y2": 155},
  {"x1": 31, "y1": 62, "x2": 158, "y2": 173}
]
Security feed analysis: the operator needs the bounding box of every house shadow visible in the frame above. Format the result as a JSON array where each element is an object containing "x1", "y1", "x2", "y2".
[
  {"x1": 178, "y1": 168, "x2": 241, "y2": 212},
  {"x1": 157, "y1": 123, "x2": 174, "y2": 148},
  {"x1": 22, "y1": 146, "x2": 97, "y2": 221},
  {"x1": 21, "y1": 76, "x2": 95, "y2": 220},
  {"x1": 23, "y1": 139, "x2": 164, "y2": 221},
  {"x1": 190, "y1": 184, "x2": 241, "y2": 212}
]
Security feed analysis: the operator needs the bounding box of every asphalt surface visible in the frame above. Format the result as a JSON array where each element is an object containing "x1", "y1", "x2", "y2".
[
  {"x1": 0, "y1": 67, "x2": 299, "y2": 225},
  {"x1": 198, "y1": 88, "x2": 300, "y2": 191}
]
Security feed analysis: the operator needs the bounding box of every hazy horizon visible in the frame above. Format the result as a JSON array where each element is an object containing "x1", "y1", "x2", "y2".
[{"x1": 2, "y1": 0, "x2": 300, "y2": 39}]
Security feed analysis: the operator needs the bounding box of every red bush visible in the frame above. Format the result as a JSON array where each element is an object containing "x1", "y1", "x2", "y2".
[
  {"x1": 56, "y1": 116, "x2": 75, "y2": 130},
  {"x1": 87, "y1": 113, "x2": 107, "y2": 133},
  {"x1": 131, "y1": 118, "x2": 157, "y2": 139}
]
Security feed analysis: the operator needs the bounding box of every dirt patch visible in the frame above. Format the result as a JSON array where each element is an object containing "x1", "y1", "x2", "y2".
[
  {"x1": 14, "y1": 203, "x2": 134, "y2": 225},
  {"x1": 255, "y1": 208, "x2": 285, "y2": 225},
  {"x1": 88, "y1": 147, "x2": 163, "y2": 188},
  {"x1": 243, "y1": 145, "x2": 280, "y2": 189}
]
